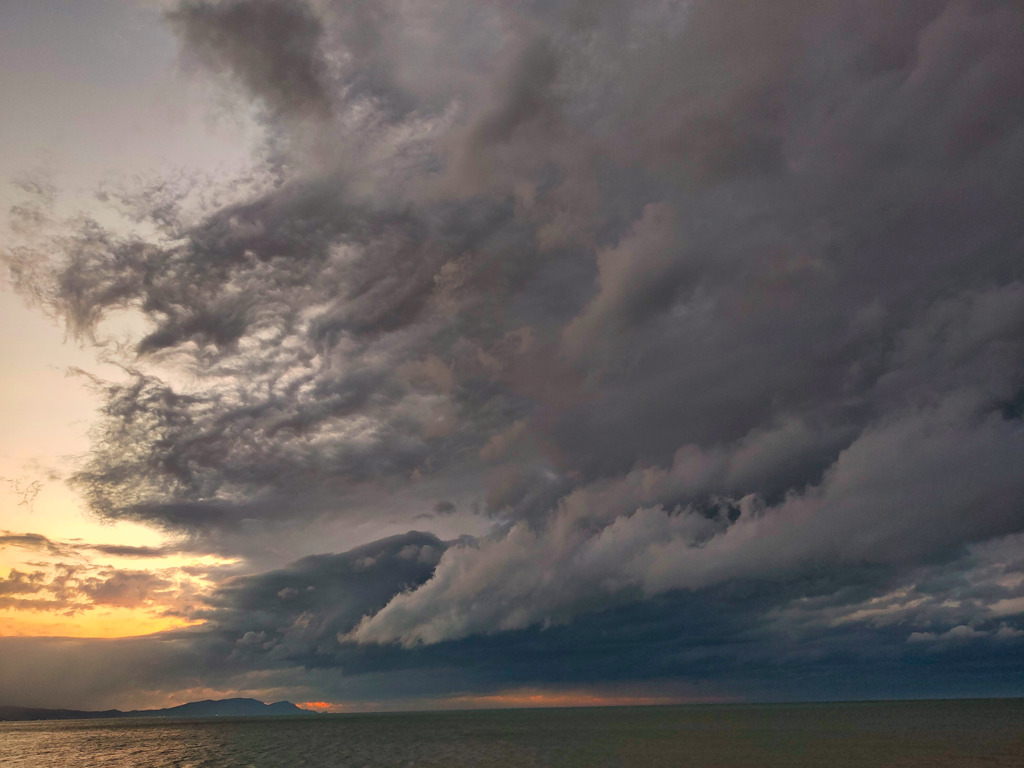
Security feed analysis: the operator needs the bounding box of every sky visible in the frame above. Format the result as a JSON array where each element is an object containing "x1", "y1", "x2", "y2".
[{"x1": 1, "y1": 0, "x2": 1023, "y2": 712}]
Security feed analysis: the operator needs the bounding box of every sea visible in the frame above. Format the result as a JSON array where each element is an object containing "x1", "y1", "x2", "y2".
[{"x1": 1, "y1": 699, "x2": 1022, "y2": 767}]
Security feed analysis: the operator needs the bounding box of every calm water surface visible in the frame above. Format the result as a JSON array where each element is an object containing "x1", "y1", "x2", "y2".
[{"x1": 1, "y1": 699, "x2": 1022, "y2": 767}]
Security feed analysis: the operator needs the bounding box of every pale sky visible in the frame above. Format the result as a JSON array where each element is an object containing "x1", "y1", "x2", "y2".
[
  {"x1": 1, "y1": 0, "x2": 252, "y2": 536},
  {"x1": 0, "y1": 0, "x2": 260, "y2": 636}
]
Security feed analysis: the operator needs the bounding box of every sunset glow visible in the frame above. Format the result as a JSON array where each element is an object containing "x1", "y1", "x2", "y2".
[
  {"x1": 0, "y1": 607, "x2": 200, "y2": 639},
  {"x1": 441, "y1": 691, "x2": 692, "y2": 710},
  {"x1": 298, "y1": 701, "x2": 339, "y2": 713}
]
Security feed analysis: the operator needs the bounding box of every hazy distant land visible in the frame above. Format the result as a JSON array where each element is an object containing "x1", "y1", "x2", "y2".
[{"x1": 0, "y1": 697, "x2": 313, "y2": 722}]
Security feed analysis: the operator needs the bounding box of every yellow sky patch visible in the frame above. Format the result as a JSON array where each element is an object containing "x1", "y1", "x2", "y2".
[{"x1": 0, "y1": 605, "x2": 201, "y2": 638}]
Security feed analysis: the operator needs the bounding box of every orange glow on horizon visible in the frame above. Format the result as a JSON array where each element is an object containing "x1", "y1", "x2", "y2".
[
  {"x1": 441, "y1": 690, "x2": 693, "y2": 710},
  {"x1": 298, "y1": 701, "x2": 341, "y2": 712}
]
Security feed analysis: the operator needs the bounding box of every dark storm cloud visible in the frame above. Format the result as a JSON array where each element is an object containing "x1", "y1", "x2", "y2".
[
  {"x1": 5, "y1": 0, "x2": 1024, "y2": 701},
  {"x1": 167, "y1": 0, "x2": 333, "y2": 118},
  {"x1": 200, "y1": 531, "x2": 445, "y2": 663},
  {"x1": 2, "y1": 539, "x2": 1020, "y2": 708},
  {"x1": 54, "y1": 195, "x2": 541, "y2": 540}
]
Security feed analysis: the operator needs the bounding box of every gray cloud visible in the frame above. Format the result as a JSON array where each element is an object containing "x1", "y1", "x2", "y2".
[
  {"x1": 349, "y1": 400, "x2": 1024, "y2": 646},
  {"x1": 79, "y1": 570, "x2": 174, "y2": 608},
  {"x1": 1, "y1": 531, "x2": 182, "y2": 560},
  {"x1": 3, "y1": 537, "x2": 1021, "y2": 708},
  {"x1": 167, "y1": 0, "x2": 334, "y2": 119},
  {"x1": 201, "y1": 531, "x2": 445, "y2": 662},
  {"x1": 88, "y1": 544, "x2": 179, "y2": 558},
  {"x1": 0, "y1": 532, "x2": 69, "y2": 556}
]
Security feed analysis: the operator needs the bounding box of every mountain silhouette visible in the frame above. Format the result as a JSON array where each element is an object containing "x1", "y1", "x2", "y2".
[{"x1": 0, "y1": 698, "x2": 315, "y2": 722}]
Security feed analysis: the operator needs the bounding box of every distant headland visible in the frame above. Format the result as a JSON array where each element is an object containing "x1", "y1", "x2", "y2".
[{"x1": 0, "y1": 698, "x2": 316, "y2": 722}]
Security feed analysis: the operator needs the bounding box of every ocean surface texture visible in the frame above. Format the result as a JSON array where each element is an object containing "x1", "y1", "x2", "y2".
[{"x1": 2, "y1": 700, "x2": 1022, "y2": 767}]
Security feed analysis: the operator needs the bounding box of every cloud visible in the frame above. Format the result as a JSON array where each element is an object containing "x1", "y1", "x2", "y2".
[
  {"x1": 907, "y1": 624, "x2": 1024, "y2": 653},
  {"x1": 562, "y1": 202, "x2": 680, "y2": 360},
  {"x1": 2, "y1": 530, "x2": 1023, "y2": 709},
  {"x1": 0, "y1": 563, "x2": 182, "y2": 614},
  {"x1": 88, "y1": 544, "x2": 179, "y2": 558},
  {"x1": 79, "y1": 570, "x2": 174, "y2": 608},
  {"x1": 16, "y1": 0, "x2": 1019, "y2": 544},
  {"x1": 0, "y1": 532, "x2": 69, "y2": 557},
  {"x1": 200, "y1": 531, "x2": 446, "y2": 664},
  {"x1": 432, "y1": 500, "x2": 457, "y2": 515},
  {"x1": 348, "y1": 398, "x2": 1024, "y2": 646},
  {"x1": 1, "y1": 531, "x2": 183, "y2": 560},
  {"x1": 167, "y1": 0, "x2": 334, "y2": 119},
  {"x1": 0, "y1": 530, "x2": 216, "y2": 619},
  {"x1": 0, "y1": 570, "x2": 47, "y2": 597},
  {"x1": 0, "y1": 476, "x2": 44, "y2": 509}
]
